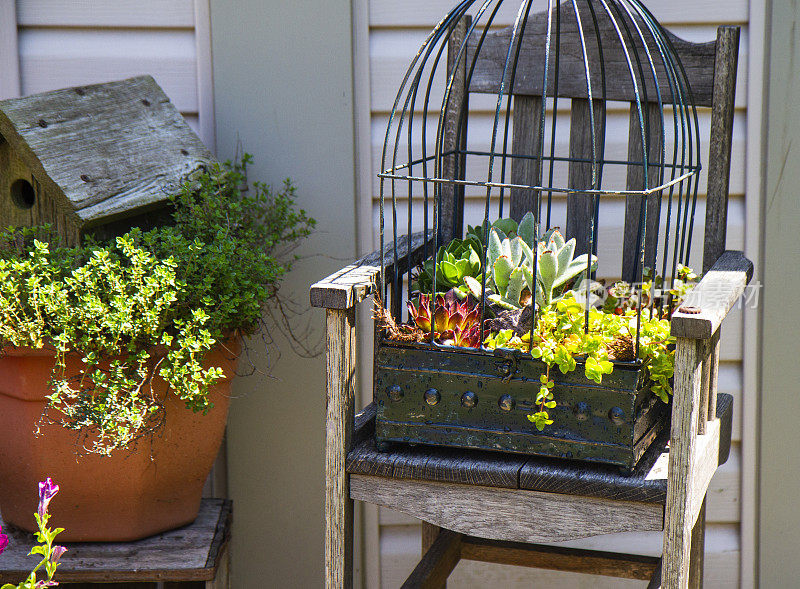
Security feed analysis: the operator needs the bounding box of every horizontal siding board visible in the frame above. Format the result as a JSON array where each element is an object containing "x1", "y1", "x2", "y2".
[
  {"x1": 18, "y1": 29, "x2": 198, "y2": 112},
  {"x1": 17, "y1": 0, "x2": 195, "y2": 28},
  {"x1": 379, "y1": 523, "x2": 740, "y2": 588},
  {"x1": 369, "y1": 27, "x2": 750, "y2": 112},
  {"x1": 369, "y1": 0, "x2": 748, "y2": 28}
]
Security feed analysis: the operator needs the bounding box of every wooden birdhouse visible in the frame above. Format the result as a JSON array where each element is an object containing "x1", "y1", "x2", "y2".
[{"x1": 0, "y1": 75, "x2": 214, "y2": 245}]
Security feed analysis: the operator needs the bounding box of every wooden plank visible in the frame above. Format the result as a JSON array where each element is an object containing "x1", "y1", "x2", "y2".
[
  {"x1": 566, "y1": 99, "x2": 603, "y2": 255},
  {"x1": 0, "y1": 0, "x2": 20, "y2": 100},
  {"x1": 689, "y1": 499, "x2": 707, "y2": 589},
  {"x1": 622, "y1": 102, "x2": 663, "y2": 282},
  {"x1": 708, "y1": 331, "x2": 721, "y2": 421},
  {"x1": 0, "y1": 499, "x2": 229, "y2": 583},
  {"x1": 421, "y1": 522, "x2": 452, "y2": 589},
  {"x1": 401, "y1": 529, "x2": 462, "y2": 589},
  {"x1": 325, "y1": 308, "x2": 357, "y2": 589},
  {"x1": 17, "y1": 0, "x2": 195, "y2": 28},
  {"x1": 698, "y1": 338, "x2": 713, "y2": 435},
  {"x1": 510, "y1": 95, "x2": 542, "y2": 222},
  {"x1": 310, "y1": 230, "x2": 431, "y2": 309},
  {"x1": 648, "y1": 559, "x2": 663, "y2": 589},
  {"x1": 662, "y1": 337, "x2": 703, "y2": 588},
  {"x1": 439, "y1": 15, "x2": 470, "y2": 241},
  {"x1": 670, "y1": 250, "x2": 753, "y2": 339},
  {"x1": 465, "y1": 7, "x2": 718, "y2": 106},
  {"x1": 351, "y1": 475, "x2": 664, "y2": 543},
  {"x1": 703, "y1": 26, "x2": 740, "y2": 273},
  {"x1": 0, "y1": 76, "x2": 213, "y2": 235},
  {"x1": 460, "y1": 537, "x2": 659, "y2": 580}
]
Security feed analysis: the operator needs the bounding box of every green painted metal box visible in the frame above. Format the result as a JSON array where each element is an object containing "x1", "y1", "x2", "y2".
[{"x1": 374, "y1": 340, "x2": 669, "y2": 471}]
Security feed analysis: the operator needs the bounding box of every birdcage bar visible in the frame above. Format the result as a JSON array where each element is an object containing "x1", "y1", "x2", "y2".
[{"x1": 379, "y1": 0, "x2": 703, "y2": 357}]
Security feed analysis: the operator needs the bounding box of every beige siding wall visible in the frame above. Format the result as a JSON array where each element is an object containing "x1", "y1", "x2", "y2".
[
  {"x1": 363, "y1": 1, "x2": 752, "y2": 587},
  {"x1": 11, "y1": 0, "x2": 212, "y2": 147}
]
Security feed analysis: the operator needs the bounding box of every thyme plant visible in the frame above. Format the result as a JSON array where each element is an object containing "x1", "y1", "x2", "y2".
[{"x1": 0, "y1": 155, "x2": 314, "y2": 454}]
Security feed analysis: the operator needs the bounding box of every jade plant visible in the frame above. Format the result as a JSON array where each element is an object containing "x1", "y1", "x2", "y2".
[{"x1": 0, "y1": 155, "x2": 315, "y2": 455}]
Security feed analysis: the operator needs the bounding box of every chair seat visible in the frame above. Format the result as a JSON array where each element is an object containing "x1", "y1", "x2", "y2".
[{"x1": 347, "y1": 394, "x2": 732, "y2": 506}]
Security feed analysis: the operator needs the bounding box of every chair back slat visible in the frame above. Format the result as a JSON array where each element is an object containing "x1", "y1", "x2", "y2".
[
  {"x1": 466, "y1": 5, "x2": 716, "y2": 107},
  {"x1": 566, "y1": 98, "x2": 603, "y2": 255},
  {"x1": 622, "y1": 103, "x2": 663, "y2": 282},
  {"x1": 510, "y1": 95, "x2": 543, "y2": 223},
  {"x1": 440, "y1": 16, "x2": 471, "y2": 242},
  {"x1": 703, "y1": 26, "x2": 740, "y2": 273}
]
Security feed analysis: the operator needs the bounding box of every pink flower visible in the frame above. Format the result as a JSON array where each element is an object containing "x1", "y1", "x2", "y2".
[
  {"x1": 0, "y1": 525, "x2": 8, "y2": 555},
  {"x1": 38, "y1": 478, "x2": 59, "y2": 520},
  {"x1": 50, "y1": 545, "x2": 67, "y2": 565}
]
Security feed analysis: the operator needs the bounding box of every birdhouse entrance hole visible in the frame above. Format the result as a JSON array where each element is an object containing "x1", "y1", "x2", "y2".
[{"x1": 10, "y1": 179, "x2": 35, "y2": 209}]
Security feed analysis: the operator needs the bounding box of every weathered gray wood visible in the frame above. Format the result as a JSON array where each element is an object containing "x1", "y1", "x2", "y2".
[
  {"x1": 440, "y1": 15, "x2": 470, "y2": 241},
  {"x1": 670, "y1": 250, "x2": 753, "y2": 339},
  {"x1": 347, "y1": 394, "x2": 734, "y2": 504},
  {"x1": 510, "y1": 95, "x2": 542, "y2": 222},
  {"x1": 622, "y1": 102, "x2": 663, "y2": 282},
  {"x1": 0, "y1": 499, "x2": 230, "y2": 584},
  {"x1": 419, "y1": 523, "x2": 451, "y2": 589},
  {"x1": 698, "y1": 338, "x2": 712, "y2": 436},
  {"x1": 466, "y1": 5, "x2": 717, "y2": 106},
  {"x1": 325, "y1": 308, "x2": 357, "y2": 589},
  {"x1": 401, "y1": 529, "x2": 462, "y2": 589},
  {"x1": 350, "y1": 475, "x2": 664, "y2": 543},
  {"x1": 0, "y1": 76, "x2": 214, "y2": 242},
  {"x1": 662, "y1": 337, "x2": 703, "y2": 589},
  {"x1": 310, "y1": 230, "x2": 431, "y2": 309},
  {"x1": 707, "y1": 330, "x2": 721, "y2": 421},
  {"x1": 703, "y1": 27, "x2": 740, "y2": 273},
  {"x1": 567, "y1": 99, "x2": 603, "y2": 255},
  {"x1": 460, "y1": 537, "x2": 660, "y2": 581},
  {"x1": 688, "y1": 498, "x2": 706, "y2": 589}
]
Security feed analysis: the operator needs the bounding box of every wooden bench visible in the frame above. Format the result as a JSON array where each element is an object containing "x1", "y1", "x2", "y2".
[{"x1": 0, "y1": 499, "x2": 231, "y2": 589}]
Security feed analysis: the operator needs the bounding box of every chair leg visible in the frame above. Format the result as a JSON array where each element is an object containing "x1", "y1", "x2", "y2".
[
  {"x1": 422, "y1": 522, "x2": 448, "y2": 589},
  {"x1": 688, "y1": 498, "x2": 707, "y2": 589},
  {"x1": 325, "y1": 308, "x2": 357, "y2": 589},
  {"x1": 663, "y1": 338, "x2": 704, "y2": 589}
]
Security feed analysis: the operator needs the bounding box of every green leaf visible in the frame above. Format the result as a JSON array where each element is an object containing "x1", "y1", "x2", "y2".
[
  {"x1": 517, "y1": 212, "x2": 536, "y2": 248},
  {"x1": 493, "y1": 256, "x2": 514, "y2": 294}
]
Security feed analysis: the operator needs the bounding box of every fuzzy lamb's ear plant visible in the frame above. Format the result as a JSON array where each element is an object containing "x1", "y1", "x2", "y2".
[{"x1": 464, "y1": 223, "x2": 596, "y2": 311}]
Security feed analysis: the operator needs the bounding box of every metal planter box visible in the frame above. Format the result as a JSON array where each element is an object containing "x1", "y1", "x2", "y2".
[{"x1": 374, "y1": 340, "x2": 669, "y2": 471}]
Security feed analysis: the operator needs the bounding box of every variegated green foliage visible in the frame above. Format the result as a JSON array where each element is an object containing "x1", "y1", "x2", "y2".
[{"x1": 464, "y1": 214, "x2": 597, "y2": 311}]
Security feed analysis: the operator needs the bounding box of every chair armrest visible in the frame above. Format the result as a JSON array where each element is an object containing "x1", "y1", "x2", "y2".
[
  {"x1": 310, "y1": 231, "x2": 432, "y2": 309},
  {"x1": 670, "y1": 250, "x2": 754, "y2": 339}
]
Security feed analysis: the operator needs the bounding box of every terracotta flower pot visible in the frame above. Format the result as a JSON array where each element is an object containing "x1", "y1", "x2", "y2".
[{"x1": 0, "y1": 340, "x2": 240, "y2": 542}]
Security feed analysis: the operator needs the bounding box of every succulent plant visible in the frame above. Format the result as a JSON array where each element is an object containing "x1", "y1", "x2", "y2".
[
  {"x1": 463, "y1": 224, "x2": 596, "y2": 311},
  {"x1": 413, "y1": 236, "x2": 483, "y2": 298},
  {"x1": 406, "y1": 289, "x2": 482, "y2": 348},
  {"x1": 466, "y1": 211, "x2": 537, "y2": 250}
]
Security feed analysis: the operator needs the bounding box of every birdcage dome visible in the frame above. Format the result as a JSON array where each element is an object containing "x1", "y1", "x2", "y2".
[{"x1": 379, "y1": 0, "x2": 707, "y2": 293}]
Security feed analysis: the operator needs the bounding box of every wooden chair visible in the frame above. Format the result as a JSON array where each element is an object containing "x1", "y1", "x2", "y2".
[{"x1": 311, "y1": 13, "x2": 751, "y2": 589}]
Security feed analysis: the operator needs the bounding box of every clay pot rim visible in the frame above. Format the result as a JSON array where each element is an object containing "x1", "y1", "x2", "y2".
[{"x1": 1, "y1": 333, "x2": 243, "y2": 360}]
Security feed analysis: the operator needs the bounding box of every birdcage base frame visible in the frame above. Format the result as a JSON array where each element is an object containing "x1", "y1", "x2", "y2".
[{"x1": 374, "y1": 340, "x2": 669, "y2": 472}]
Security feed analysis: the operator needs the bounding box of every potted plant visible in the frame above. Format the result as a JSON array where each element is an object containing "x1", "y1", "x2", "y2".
[
  {"x1": 0, "y1": 155, "x2": 315, "y2": 541},
  {"x1": 374, "y1": 214, "x2": 696, "y2": 471}
]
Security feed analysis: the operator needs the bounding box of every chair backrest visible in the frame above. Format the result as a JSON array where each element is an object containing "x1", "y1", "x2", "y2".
[{"x1": 441, "y1": 5, "x2": 739, "y2": 277}]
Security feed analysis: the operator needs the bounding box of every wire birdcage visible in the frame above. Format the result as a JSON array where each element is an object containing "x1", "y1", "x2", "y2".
[{"x1": 378, "y1": 0, "x2": 702, "y2": 359}]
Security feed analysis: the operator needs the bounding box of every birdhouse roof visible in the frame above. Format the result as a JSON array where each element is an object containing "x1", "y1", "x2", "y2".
[{"x1": 0, "y1": 75, "x2": 214, "y2": 230}]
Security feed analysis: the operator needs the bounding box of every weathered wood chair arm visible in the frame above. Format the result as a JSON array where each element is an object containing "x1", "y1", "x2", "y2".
[
  {"x1": 310, "y1": 231, "x2": 432, "y2": 310},
  {"x1": 670, "y1": 250, "x2": 754, "y2": 339}
]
